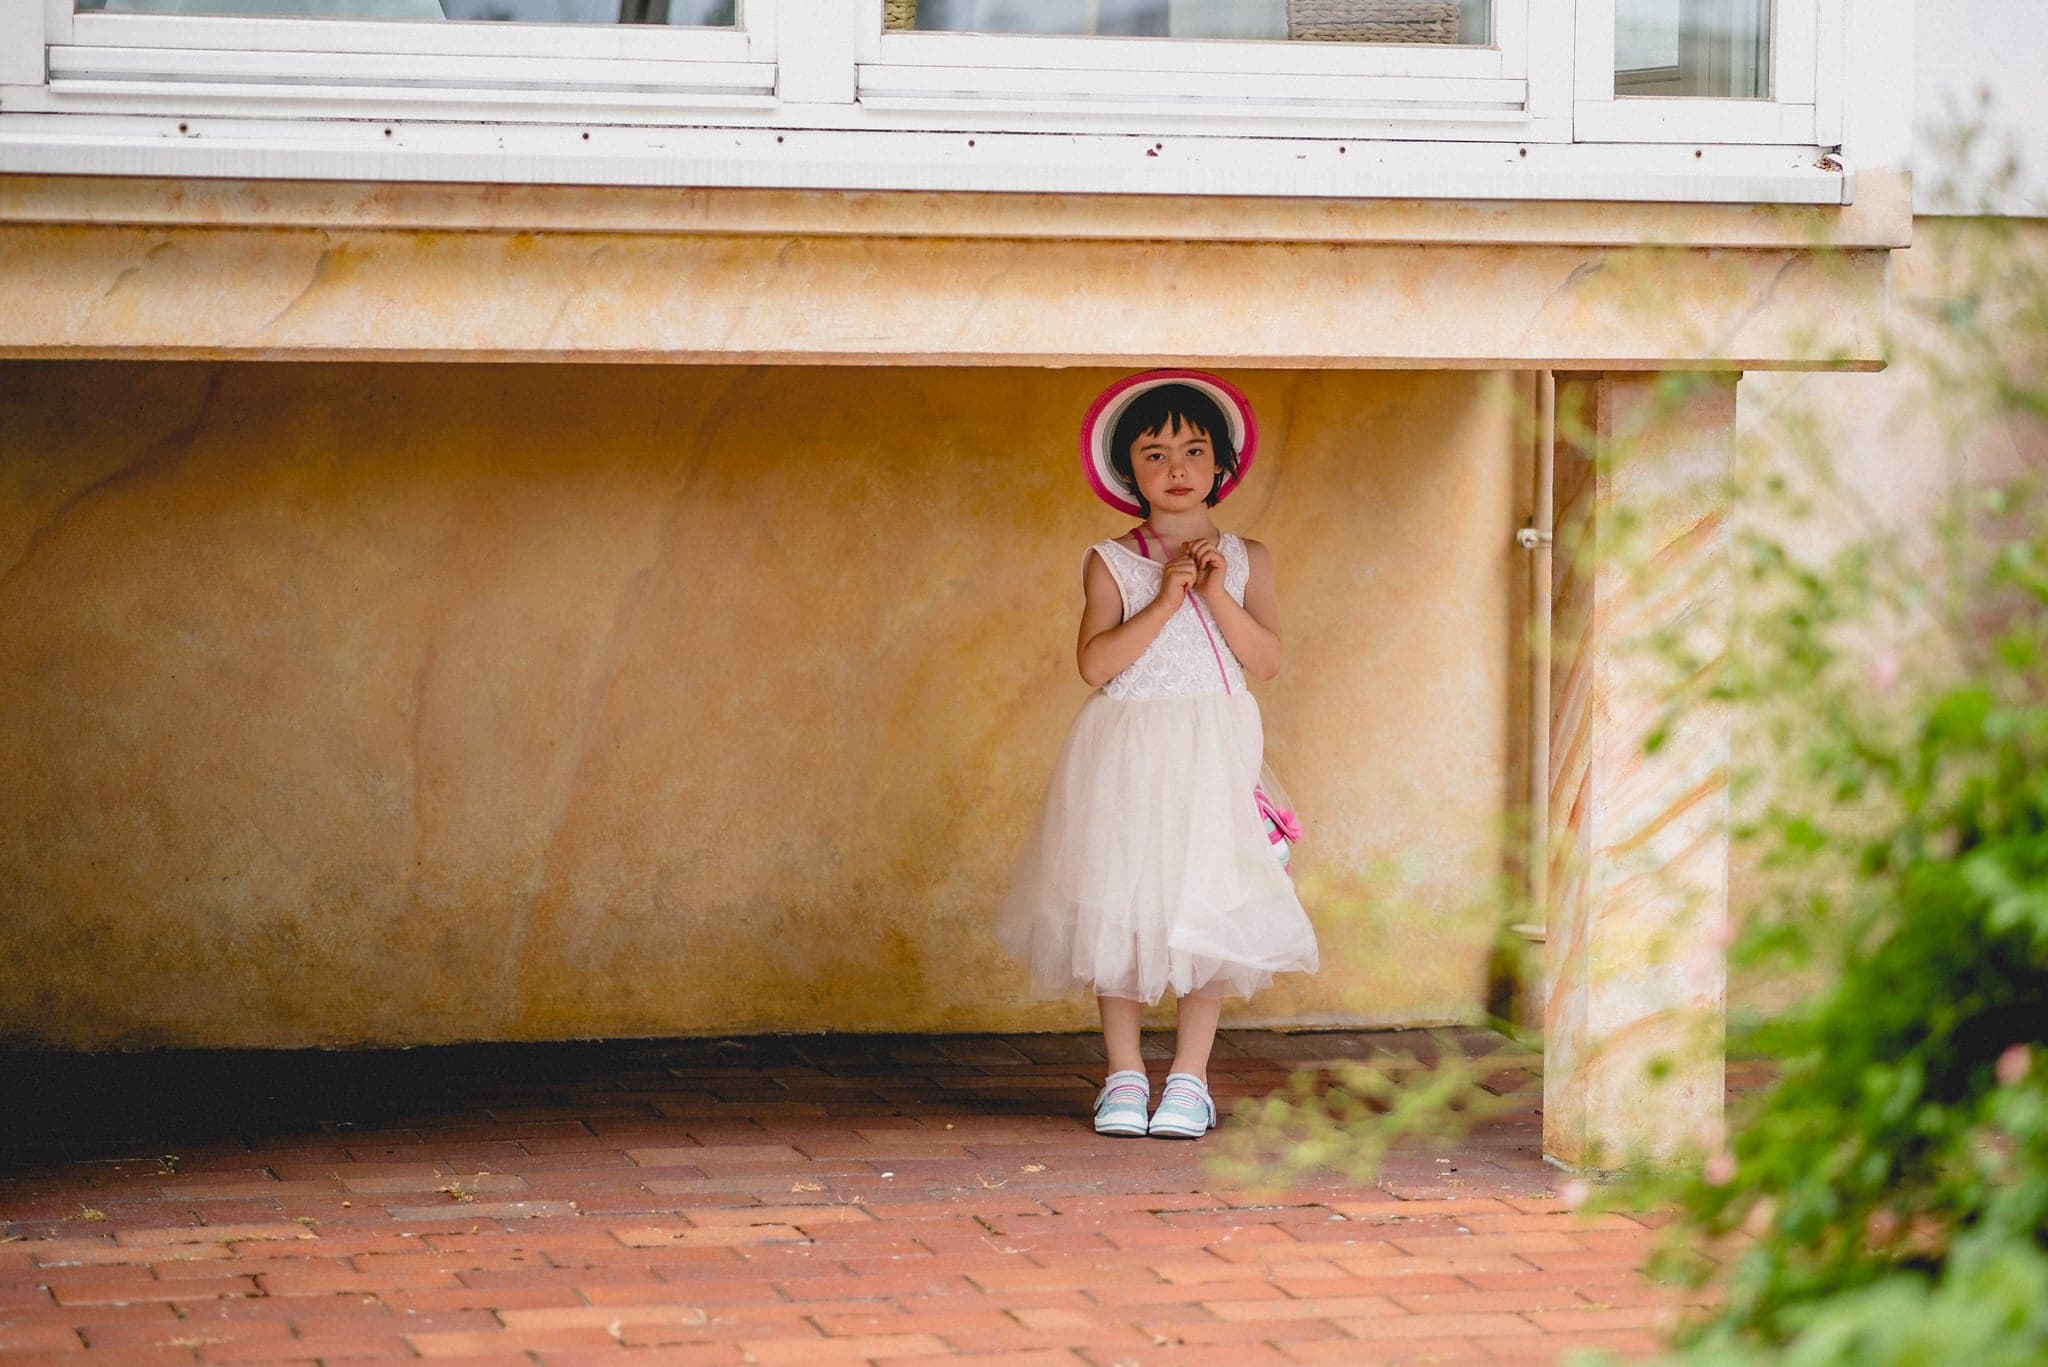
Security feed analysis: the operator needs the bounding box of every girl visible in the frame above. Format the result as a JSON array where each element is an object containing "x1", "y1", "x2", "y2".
[{"x1": 997, "y1": 370, "x2": 1320, "y2": 1140}]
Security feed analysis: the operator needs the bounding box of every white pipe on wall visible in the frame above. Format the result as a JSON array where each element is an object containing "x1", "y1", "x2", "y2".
[{"x1": 1515, "y1": 370, "x2": 1556, "y2": 946}]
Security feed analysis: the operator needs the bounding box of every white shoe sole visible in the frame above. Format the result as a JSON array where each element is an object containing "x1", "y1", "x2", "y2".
[
  {"x1": 1095, "y1": 1117, "x2": 1148, "y2": 1137},
  {"x1": 1146, "y1": 1119, "x2": 1212, "y2": 1139}
]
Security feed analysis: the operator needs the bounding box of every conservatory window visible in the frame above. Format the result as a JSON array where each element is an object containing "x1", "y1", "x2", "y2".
[
  {"x1": 1573, "y1": 0, "x2": 1827, "y2": 145},
  {"x1": 30, "y1": 0, "x2": 769, "y2": 112},
  {"x1": 1614, "y1": 0, "x2": 1768, "y2": 98},
  {"x1": 887, "y1": 0, "x2": 1492, "y2": 46},
  {"x1": 857, "y1": 0, "x2": 1544, "y2": 134},
  {"x1": 75, "y1": 0, "x2": 734, "y2": 23}
]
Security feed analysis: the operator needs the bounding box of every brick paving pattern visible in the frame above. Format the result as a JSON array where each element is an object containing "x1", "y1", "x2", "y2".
[{"x1": 0, "y1": 1029, "x2": 1726, "y2": 1365}]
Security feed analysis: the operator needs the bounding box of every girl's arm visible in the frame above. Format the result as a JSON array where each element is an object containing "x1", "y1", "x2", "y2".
[
  {"x1": 1076, "y1": 549, "x2": 1183, "y2": 687},
  {"x1": 1196, "y1": 537, "x2": 1283, "y2": 681}
]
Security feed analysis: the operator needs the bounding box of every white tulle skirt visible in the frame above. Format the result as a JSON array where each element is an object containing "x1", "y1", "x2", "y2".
[{"x1": 996, "y1": 689, "x2": 1320, "y2": 1004}]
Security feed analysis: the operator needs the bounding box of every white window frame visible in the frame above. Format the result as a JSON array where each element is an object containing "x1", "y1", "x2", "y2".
[
  {"x1": 0, "y1": 0, "x2": 1860, "y2": 200},
  {"x1": 850, "y1": 0, "x2": 1576, "y2": 143},
  {"x1": 4, "y1": 0, "x2": 779, "y2": 122},
  {"x1": 1574, "y1": 0, "x2": 1843, "y2": 144}
]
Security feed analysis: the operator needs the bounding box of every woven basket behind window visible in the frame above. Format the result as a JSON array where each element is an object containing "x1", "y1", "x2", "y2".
[
  {"x1": 1288, "y1": 0, "x2": 1459, "y2": 43},
  {"x1": 882, "y1": 1, "x2": 1459, "y2": 43}
]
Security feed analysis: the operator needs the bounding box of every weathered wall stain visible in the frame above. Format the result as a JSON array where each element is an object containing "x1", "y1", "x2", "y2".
[{"x1": 0, "y1": 362, "x2": 1518, "y2": 1047}]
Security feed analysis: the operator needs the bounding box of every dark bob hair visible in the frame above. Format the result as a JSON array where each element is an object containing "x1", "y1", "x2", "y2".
[{"x1": 1106, "y1": 382, "x2": 1241, "y2": 515}]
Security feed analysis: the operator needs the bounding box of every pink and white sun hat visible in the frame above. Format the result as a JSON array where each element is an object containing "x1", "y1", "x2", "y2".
[{"x1": 1079, "y1": 369, "x2": 1258, "y2": 517}]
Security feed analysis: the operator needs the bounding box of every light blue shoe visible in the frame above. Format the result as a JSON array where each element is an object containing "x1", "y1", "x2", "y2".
[
  {"x1": 1093, "y1": 1069, "x2": 1151, "y2": 1137},
  {"x1": 1147, "y1": 1073, "x2": 1216, "y2": 1139}
]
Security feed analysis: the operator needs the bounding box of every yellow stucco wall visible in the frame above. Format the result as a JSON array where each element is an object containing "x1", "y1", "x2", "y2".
[{"x1": 0, "y1": 362, "x2": 1523, "y2": 1049}]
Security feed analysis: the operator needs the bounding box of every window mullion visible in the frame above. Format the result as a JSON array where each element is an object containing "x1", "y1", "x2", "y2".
[
  {"x1": 1573, "y1": 0, "x2": 1615, "y2": 101},
  {"x1": 1811, "y1": 0, "x2": 1845, "y2": 145},
  {"x1": 1493, "y1": 0, "x2": 1528, "y2": 77},
  {"x1": 776, "y1": 0, "x2": 858, "y2": 106},
  {"x1": 1526, "y1": 0, "x2": 1574, "y2": 122},
  {"x1": 742, "y1": 0, "x2": 777, "y2": 63},
  {"x1": 3, "y1": 0, "x2": 49, "y2": 83},
  {"x1": 1774, "y1": 0, "x2": 1818, "y2": 103}
]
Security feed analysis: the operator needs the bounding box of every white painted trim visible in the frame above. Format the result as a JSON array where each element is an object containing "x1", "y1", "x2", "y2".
[
  {"x1": 742, "y1": 0, "x2": 776, "y2": 62},
  {"x1": 1572, "y1": 0, "x2": 1612, "y2": 101},
  {"x1": 1774, "y1": 0, "x2": 1820, "y2": 103},
  {"x1": 851, "y1": 97, "x2": 1545, "y2": 141},
  {"x1": 1812, "y1": 0, "x2": 1845, "y2": 147},
  {"x1": 65, "y1": 9, "x2": 757, "y2": 59},
  {"x1": 1493, "y1": 0, "x2": 1528, "y2": 78},
  {"x1": 851, "y1": 0, "x2": 881, "y2": 63},
  {"x1": 0, "y1": 114, "x2": 1856, "y2": 202},
  {"x1": 49, "y1": 46, "x2": 773, "y2": 92},
  {"x1": 1524, "y1": 0, "x2": 1573, "y2": 121},
  {"x1": 859, "y1": 65, "x2": 1524, "y2": 109},
  {"x1": 1, "y1": 0, "x2": 46, "y2": 84},
  {"x1": 775, "y1": 0, "x2": 854, "y2": 104},
  {"x1": 868, "y1": 29, "x2": 1509, "y2": 80},
  {"x1": 1840, "y1": 0, "x2": 1909, "y2": 174},
  {"x1": 1574, "y1": 97, "x2": 1816, "y2": 144},
  {"x1": 13, "y1": 76, "x2": 1554, "y2": 136},
  {"x1": 26, "y1": 81, "x2": 778, "y2": 117}
]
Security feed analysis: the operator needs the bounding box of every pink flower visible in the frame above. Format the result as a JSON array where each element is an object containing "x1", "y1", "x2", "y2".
[
  {"x1": 1996, "y1": 1044, "x2": 2031, "y2": 1086},
  {"x1": 1703, "y1": 1151, "x2": 1736, "y2": 1186},
  {"x1": 1868, "y1": 649, "x2": 1901, "y2": 691},
  {"x1": 1254, "y1": 788, "x2": 1301, "y2": 842},
  {"x1": 1559, "y1": 1179, "x2": 1591, "y2": 1210}
]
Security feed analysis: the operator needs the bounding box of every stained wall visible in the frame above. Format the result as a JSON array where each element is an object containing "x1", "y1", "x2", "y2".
[{"x1": 0, "y1": 363, "x2": 1523, "y2": 1048}]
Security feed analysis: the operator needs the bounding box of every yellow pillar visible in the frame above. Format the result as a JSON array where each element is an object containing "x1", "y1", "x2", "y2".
[{"x1": 1543, "y1": 372, "x2": 1732, "y2": 1170}]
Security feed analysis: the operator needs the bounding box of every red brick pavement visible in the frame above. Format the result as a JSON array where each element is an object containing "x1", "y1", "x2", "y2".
[{"x1": 0, "y1": 1030, "x2": 1726, "y2": 1365}]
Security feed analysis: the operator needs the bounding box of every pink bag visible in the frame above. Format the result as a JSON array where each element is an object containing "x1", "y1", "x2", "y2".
[{"x1": 1256, "y1": 781, "x2": 1302, "y2": 870}]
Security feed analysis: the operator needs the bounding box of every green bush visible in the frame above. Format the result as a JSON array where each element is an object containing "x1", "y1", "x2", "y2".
[
  {"x1": 1219, "y1": 193, "x2": 2048, "y2": 1367},
  {"x1": 1588, "y1": 174, "x2": 2048, "y2": 1358}
]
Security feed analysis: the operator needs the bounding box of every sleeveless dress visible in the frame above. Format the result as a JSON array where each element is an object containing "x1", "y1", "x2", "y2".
[{"x1": 996, "y1": 532, "x2": 1321, "y2": 1003}]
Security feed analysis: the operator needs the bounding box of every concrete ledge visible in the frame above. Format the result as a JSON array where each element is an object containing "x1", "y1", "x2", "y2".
[
  {"x1": 0, "y1": 222, "x2": 1888, "y2": 369},
  {"x1": 0, "y1": 171, "x2": 1914, "y2": 249}
]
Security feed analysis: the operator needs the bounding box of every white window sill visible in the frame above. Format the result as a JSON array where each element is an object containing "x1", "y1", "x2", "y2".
[{"x1": 0, "y1": 115, "x2": 1855, "y2": 203}]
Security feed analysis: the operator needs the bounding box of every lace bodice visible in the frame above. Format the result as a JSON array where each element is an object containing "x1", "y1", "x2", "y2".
[{"x1": 1089, "y1": 532, "x2": 1252, "y2": 701}]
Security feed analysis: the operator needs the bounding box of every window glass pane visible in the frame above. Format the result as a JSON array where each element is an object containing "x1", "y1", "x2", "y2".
[
  {"x1": 887, "y1": 0, "x2": 1491, "y2": 46},
  {"x1": 1615, "y1": 0, "x2": 1769, "y2": 98},
  {"x1": 77, "y1": 0, "x2": 733, "y2": 23}
]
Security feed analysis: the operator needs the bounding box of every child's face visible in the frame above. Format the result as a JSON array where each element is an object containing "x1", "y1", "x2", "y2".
[{"x1": 1128, "y1": 417, "x2": 1219, "y2": 515}]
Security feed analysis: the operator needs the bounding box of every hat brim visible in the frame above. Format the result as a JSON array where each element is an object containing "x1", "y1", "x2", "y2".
[{"x1": 1080, "y1": 370, "x2": 1258, "y2": 518}]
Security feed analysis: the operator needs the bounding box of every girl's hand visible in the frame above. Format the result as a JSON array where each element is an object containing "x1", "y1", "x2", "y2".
[
  {"x1": 1186, "y1": 537, "x2": 1229, "y2": 605},
  {"x1": 1159, "y1": 551, "x2": 1199, "y2": 606}
]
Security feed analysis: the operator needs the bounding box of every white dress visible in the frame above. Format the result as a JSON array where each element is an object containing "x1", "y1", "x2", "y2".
[{"x1": 996, "y1": 532, "x2": 1321, "y2": 1003}]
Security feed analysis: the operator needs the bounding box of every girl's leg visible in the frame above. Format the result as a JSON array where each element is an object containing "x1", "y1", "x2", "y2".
[
  {"x1": 1169, "y1": 985, "x2": 1226, "y2": 1083},
  {"x1": 1097, "y1": 995, "x2": 1146, "y2": 1076}
]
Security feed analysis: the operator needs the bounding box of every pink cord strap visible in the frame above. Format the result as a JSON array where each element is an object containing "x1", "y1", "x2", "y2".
[
  {"x1": 1191, "y1": 597, "x2": 1233, "y2": 697},
  {"x1": 1130, "y1": 526, "x2": 1151, "y2": 559}
]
